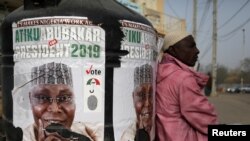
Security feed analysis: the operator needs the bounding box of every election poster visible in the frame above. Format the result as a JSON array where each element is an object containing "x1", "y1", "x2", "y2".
[{"x1": 12, "y1": 17, "x2": 159, "y2": 141}]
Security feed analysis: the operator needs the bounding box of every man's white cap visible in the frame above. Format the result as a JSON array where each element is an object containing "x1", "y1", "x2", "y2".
[
  {"x1": 158, "y1": 30, "x2": 191, "y2": 62},
  {"x1": 162, "y1": 30, "x2": 190, "y2": 51}
]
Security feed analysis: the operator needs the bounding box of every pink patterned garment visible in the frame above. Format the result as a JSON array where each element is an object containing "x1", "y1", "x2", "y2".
[{"x1": 156, "y1": 54, "x2": 218, "y2": 141}]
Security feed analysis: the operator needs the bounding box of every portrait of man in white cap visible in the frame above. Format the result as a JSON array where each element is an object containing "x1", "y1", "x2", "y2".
[
  {"x1": 23, "y1": 62, "x2": 102, "y2": 141},
  {"x1": 120, "y1": 64, "x2": 153, "y2": 141}
]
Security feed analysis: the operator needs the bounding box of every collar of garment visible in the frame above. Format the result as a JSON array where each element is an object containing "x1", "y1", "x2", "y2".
[{"x1": 160, "y1": 53, "x2": 208, "y2": 87}]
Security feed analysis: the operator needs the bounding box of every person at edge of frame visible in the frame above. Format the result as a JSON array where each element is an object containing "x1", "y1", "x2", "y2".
[{"x1": 205, "y1": 72, "x2": 212, "y2": 96}]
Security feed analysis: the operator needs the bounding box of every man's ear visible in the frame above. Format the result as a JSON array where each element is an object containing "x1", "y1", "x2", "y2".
[{"x1": 166, "y1": 46, "x2": 176, "y2": 56}]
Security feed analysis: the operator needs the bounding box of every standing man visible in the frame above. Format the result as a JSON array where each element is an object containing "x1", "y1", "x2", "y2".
[
  {"x1": 205, "y1": 72, "x2": 212, "y2": 96},
  {"x1": 156, "y1": 31, "x2": 218, "y2": 141}
]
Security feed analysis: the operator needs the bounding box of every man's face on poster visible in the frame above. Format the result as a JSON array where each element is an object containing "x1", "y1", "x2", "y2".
[
  {"x1": 133, "y1": 83, "x2": 153, "y2": 133},
  {"x1": 29, "y1": 84, "x2": 75, "y2": 131}
]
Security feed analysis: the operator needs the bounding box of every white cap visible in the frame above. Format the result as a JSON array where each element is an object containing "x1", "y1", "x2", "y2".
[
  {"x1": 162, "y1": 31, "x2": 190, "y2": 51},
  {"x1": 157, "y1": 31, "x2": 191, "y2": 62}
]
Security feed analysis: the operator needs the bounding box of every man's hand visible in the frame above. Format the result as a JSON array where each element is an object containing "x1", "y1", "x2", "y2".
[
  {"x1": 136, "y1": 115, "x2": 150, "y2": 141},
  {"x1": 37, "y1": 119, "x2": 46, "y2": 141},
  {"x1": 138, "y1": 115, "x2": 145, "y2": 129}
]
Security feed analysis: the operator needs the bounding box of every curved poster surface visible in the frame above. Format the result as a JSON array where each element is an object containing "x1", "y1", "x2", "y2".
[
  {"x1": 12, "y1": 17, "x2": 159, "y2": 141},
  {"x1": 12, "y1": 16, "x2": 105, "y2": 141},
  {"x1": 113, "y1": 20, "x2": 158, "y2": 141}
]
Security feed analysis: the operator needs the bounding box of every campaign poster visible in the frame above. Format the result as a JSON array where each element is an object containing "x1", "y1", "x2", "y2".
[
  {"x1": 113, "y1": 20, "x2": 158, "y2": 141},
  {"x1": 12, "y1": 17, "x2": 159, "y2": 141},
  {"x1": 12, "y1": 16, "x2": 105, "y2": 141}
]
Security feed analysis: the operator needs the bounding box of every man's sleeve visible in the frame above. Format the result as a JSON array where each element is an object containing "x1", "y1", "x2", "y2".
[{"x1": 179, "y1": 76, "x2": 218, "y2": 135}]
